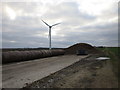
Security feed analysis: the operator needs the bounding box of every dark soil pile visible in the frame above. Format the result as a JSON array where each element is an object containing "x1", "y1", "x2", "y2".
[{"x1": 64, "y1": 43, "x2": 99, "y2": 54}]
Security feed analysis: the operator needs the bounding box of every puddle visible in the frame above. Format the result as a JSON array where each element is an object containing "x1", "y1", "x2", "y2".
[{"x1": 96, "y1": 57, "x2": 110, "y2": 61}]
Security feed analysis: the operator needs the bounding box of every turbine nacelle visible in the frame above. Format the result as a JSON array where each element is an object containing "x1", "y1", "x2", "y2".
[{"x1": 42, "y1": 19, "x2": 60, "y2": 28}]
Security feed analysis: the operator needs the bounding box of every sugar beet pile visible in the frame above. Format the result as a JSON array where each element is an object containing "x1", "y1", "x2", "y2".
[
  {"x1": 2, "y1": 50, "x2": 64, "y2": 64},
  {"x1": 2, "y1": 43, "x2": 99, "y2": 64}
]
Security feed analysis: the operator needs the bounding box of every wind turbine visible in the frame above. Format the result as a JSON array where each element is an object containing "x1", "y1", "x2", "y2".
[{"x1": 42, "y1": 19, "x2": 60, "y2": 50}]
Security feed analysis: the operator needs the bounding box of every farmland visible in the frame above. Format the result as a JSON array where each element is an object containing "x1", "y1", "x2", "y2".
[
  {"x1": 22, "y1": 47, "x2": 119, "y2": 88},
  {"x1": 2, "y1": 43, "x2": 99, "y2": 64},
  {"x1": 98, "y1": 47, "x2": 119, "y2": 84},
  {"x1": 2, "y1": 44, "x2": 119, "y2": 88}
]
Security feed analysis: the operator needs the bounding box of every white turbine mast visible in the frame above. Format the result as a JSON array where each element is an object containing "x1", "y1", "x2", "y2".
[{"x1": 42, "y1": 19, "x2": 60, "y2": 50}]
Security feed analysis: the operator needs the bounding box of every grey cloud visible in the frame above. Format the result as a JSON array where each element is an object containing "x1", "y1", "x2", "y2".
[
  {"x1": 42, "y1": 2, "x2": 96, "y2": 23},
  {"x1": 57, "y1": 20, "x2": 118, "y2": 47},
  {"x1": 2, "y1": 32, "x2": 49, "y2": 48},
  {"x1": 2, "y1": 1, "x2": 118, "y2": 48}
]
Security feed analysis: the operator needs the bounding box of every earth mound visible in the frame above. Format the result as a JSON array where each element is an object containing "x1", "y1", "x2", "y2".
[{"x1": 64, "y1": 43, "x2": 99, "y2": 54}]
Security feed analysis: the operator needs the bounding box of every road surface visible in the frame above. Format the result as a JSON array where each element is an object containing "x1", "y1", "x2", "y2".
[{"x1": 2, "y1": 55, "x2": 88, "y2": 88}]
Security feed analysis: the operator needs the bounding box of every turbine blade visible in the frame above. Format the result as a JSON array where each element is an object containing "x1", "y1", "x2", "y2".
[
  {"x1": 52, "y1": 23, "x2": 60, "y2": 27},
  {"x1": 41, "y1": 19, "x2": 50, "y2": 26}
]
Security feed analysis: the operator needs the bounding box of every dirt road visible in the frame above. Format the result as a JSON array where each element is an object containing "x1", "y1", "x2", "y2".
[
  {"x1": 2, "y1": 55, "x2": 88, "y2": 88},
  {"x1": 23, "y1": 55, "x2": 118, "y2": 88}
]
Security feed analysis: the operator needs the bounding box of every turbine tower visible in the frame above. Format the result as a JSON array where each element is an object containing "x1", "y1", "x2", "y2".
[{"x1": 42, "y1": 20, "x2": 60, "y2": 50}]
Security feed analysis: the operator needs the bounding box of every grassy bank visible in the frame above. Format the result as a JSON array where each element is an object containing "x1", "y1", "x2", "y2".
[{"x1": 98, "y1": 47, "x2": 119, "y2": 84}]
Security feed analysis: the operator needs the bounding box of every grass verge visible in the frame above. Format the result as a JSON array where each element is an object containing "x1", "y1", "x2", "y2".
[{"x1": 98, "y1": 47, "x2": 119, "y2": 86}]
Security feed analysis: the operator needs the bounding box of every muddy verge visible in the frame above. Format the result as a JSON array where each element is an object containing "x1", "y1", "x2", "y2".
[{"x1": 22, "y1": 54, "x2": 118, "y2": 88}]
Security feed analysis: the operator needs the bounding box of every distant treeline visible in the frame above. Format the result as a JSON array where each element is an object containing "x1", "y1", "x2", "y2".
[{"x1": 96, "y1": 46, "x2": 119, "y2": 48}]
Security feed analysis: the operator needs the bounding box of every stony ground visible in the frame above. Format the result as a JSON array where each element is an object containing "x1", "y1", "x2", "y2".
[{"x1": 22, "y1": 54, "x2": 118, "y2": 89}]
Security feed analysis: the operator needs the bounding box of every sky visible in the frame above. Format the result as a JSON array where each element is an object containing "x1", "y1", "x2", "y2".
[{"x1": 1, "y1": 0, "x2": 119, "y2": 48}]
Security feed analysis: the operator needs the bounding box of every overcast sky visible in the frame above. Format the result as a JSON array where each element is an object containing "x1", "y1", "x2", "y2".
[{"x1": 1, "y1": 0, "x2": 119, "y2": 48}]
